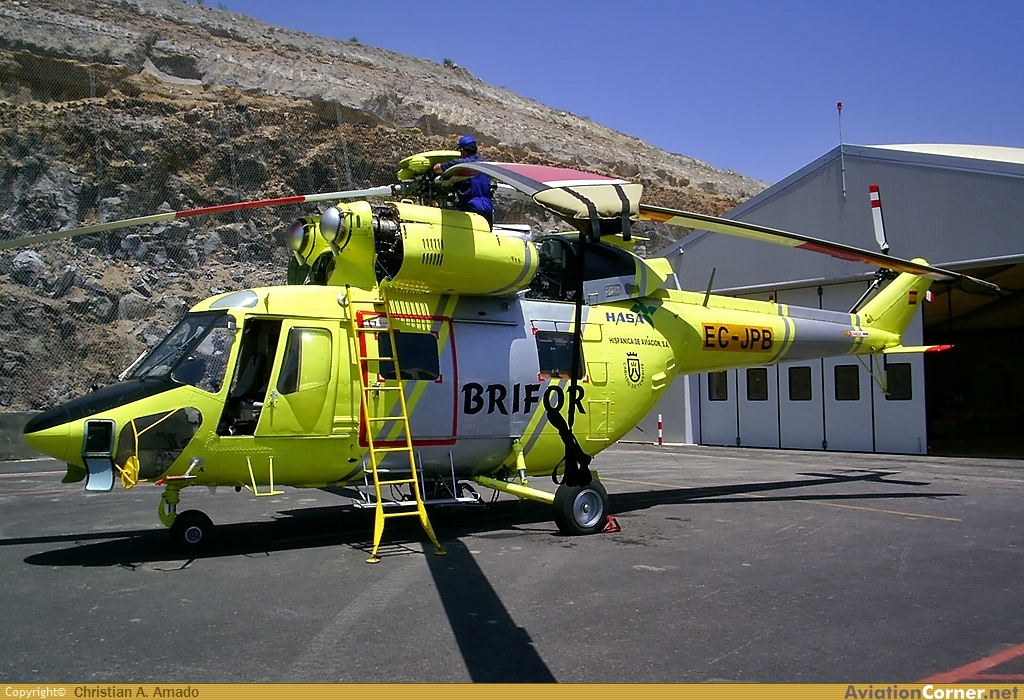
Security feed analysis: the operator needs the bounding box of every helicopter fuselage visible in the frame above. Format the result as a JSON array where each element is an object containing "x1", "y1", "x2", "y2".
[
  {"x1": 24, "y1": 273, "x2": 913, "y2": 495},
  {"x1": 7, "y1": 152, "x2": 981, "y2": 551}
]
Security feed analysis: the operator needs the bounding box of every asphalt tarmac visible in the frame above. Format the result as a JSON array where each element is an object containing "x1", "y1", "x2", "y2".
[{"x1": 1, "y1": 443, "x2": 1023, "y2": 684}]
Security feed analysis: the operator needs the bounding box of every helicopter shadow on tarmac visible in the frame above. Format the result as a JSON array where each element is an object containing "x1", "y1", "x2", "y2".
[
  {"x1": 15, "y1": 467, "x2": 955, "y2": 570},
  {"x1": 605, "y1": 468, "x2": 948, "y2": 512},
  {"x1": 11, "y1": 469, "x2": 957, "y2": 683}
]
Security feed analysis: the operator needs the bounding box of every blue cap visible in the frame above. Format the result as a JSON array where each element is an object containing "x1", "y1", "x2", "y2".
[{"x1": 458, "y1": 135, "x2": 477, "y2": 150}]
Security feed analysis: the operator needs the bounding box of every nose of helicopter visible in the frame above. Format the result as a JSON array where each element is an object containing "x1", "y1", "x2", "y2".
[
  {"x1": 20, "y1": 379, "x2": 177, "y2": 468},
  {"x1": 24, "y1": 411, "x2": 120, "y2": 490},
  {"x1": 22, "y1": 416, "x2": 72, "y2": 463}
]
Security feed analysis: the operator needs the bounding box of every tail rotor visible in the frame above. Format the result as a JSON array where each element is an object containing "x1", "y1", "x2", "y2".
[{"x1": 850, "y1": 184, "x2": 897, "y2": 312}]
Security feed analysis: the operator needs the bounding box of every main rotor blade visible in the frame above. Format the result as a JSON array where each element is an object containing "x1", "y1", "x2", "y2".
[
  {"x1": 443, "y1": 161, "x2": 640, "y2": 220},
  {"x1": 640, "y1": 204, "x2": 1000, "y2": 295},
  {"x1": 0, "y1": 186, "x2": 393, "y2": 251}
]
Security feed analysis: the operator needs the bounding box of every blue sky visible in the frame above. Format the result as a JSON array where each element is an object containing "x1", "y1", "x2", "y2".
[{"x1": 229, "y1": 1, "x2": 1024, "y2": 184}]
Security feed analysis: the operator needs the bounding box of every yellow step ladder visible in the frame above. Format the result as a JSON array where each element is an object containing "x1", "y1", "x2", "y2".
[{"x1": 345, "y1": 283, "x2": 445, "y2": 563}]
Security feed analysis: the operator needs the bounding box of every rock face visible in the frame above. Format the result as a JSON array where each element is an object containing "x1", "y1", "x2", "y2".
[
  {"x1": 10, "y1": 250, "x2": 44, "y2": 285},
  {"x1": 0, "y1": 0, "x2": 768, "y2": 411},
  {"x1": 2, "y1": 0, "x2": 764, "y2": 199}
]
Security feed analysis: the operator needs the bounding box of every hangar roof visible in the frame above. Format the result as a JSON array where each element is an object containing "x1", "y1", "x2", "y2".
[
  {"x1": 658, "y1": 143, "x2": 1024, "y2": 332},
  {"x1": 659, "y1": 142, "x2": 1024, "y2": 262},
  {"x1": 872, "y1": 144, "x2": 1024, "y2": 166}
]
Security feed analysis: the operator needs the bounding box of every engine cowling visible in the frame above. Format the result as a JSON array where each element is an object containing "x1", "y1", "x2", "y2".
[{"x1": 290, "y1": 200, "x2": 539, "y2": 296}]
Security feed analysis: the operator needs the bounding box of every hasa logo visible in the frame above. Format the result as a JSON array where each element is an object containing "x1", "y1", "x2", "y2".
[
  {"x1": 630, "y1": 302, "x2": 657, "y2": 328},
  {"x1": 605, "y1": 302, "x2": 657, "y2": 328}
]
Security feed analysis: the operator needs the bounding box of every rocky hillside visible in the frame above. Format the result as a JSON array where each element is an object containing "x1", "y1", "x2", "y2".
[{"x1": 0, "y1": 0, "x2": 767, "y2": 411}]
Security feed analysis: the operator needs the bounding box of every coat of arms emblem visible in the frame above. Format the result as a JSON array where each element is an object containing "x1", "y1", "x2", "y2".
[{"x1": 625, "y1": 352, "x2": 643, "y2": 387}]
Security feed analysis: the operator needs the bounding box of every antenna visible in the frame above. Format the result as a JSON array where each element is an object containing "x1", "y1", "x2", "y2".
[
  {"x1": 702, "y1": 267, "x2": 716, "y2": 307},
  {"x1": 837, "y1": 101, "x2": 846, "y2": 200}
]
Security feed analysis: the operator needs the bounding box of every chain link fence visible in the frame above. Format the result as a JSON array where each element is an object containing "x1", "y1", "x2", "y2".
[
  {"x1": 0, "y1": 51, "x2": 466, "y2": 412},
  {"x1": 1, "y1": 0, "x2": 656, "y2": 415}
]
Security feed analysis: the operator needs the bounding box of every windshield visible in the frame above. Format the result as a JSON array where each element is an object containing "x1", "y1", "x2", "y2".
[{"x1": 130, "y1": 312, "x2": 229, "y2": 382}]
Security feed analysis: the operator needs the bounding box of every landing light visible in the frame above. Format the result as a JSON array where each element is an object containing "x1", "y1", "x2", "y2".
[
  {"x1": 285, "y1": 219, "x2": 308, "y2": 254},
  {"x1": 320, "y1": 206, "x2": 342, "y2": 244}
]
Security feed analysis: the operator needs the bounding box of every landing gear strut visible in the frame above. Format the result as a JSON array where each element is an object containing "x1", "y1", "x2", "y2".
[
  {"x1": 553, "y1": 479, "x2": 609, "y2": 535},
  {"x1": 159, "y1": 484, "x2": 216, "y2": 553},
  {"x1": 473, "y1": 474, "x2": 611, "y2": 535}
]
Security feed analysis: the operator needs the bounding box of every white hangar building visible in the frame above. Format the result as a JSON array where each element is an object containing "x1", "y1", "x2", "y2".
[{"x1": 634, "y1": 144, "x2": 1024, "y2": 457}]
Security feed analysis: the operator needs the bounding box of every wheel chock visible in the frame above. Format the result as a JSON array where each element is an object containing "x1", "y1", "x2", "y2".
[{"x1": 601, "y1": 516, "x2": 621, "y2": 533}]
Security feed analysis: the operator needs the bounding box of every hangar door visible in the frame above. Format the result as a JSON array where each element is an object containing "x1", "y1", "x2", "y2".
[
  {"x1": 778, "y1": 360, "x2": 825, "y2": 450},
  {"x1": 699, "y1": 370, "x2": 737, "y2": 446},
  {"x1": 737, "y1": 366, "x2": 780, "y2": 447},
  {"x1": 695, "y1": 283, "x2": 927, "y2": 454}
]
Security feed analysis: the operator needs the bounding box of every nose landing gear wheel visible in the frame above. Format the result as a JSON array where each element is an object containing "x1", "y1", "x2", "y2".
[
  {"x1": 553, "y1": 479, "x2": 609, "y2": 535},
  {"x1": 170, "y1": 509, "x2": 216, "y2": 554}
]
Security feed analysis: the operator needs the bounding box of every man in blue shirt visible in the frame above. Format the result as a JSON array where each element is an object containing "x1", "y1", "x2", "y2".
[{"x1": 433, "y1": 135, "x2": 493, "y2": 228}]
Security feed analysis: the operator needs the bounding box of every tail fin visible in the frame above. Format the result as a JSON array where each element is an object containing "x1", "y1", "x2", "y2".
[{"x1": 860, "y1": 259, "x2": 933, "y2": 336}]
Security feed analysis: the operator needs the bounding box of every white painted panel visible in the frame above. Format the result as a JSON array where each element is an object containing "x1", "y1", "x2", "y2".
[
  {"x1": 823, "y1": 357, "x2": 874, "y2": 452},
  {"x1": 737, "y1": 365, "x2": 780, "y2": 447},
  {"x1": 774, "y1": 287, "x2": 825, "y2": 450},
  {"x1": 699, "y1": 370, "x2": 738, "y2": 446},
  {"x1": 779, "y1": 359, "x2": 825, "y2": 450},
  {"x1": 872, "y1": 312, "x2": 928, "y2": 454},
  {"x1": 819, "y1": 283, "x2": 874, "y2": 452}
]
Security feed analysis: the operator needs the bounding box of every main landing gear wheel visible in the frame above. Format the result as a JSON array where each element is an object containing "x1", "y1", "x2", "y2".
[
  {"x1": 170, "y1": 509, "x2": 216, "y2": 554},
  {"x1": 553, "y1": 479, "x2": 609, "y2": 535}
]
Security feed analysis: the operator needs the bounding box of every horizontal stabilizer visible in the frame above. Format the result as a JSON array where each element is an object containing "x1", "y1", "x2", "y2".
[{"x1": 882, "y1": 345, "x2": 954, "y2": 354}]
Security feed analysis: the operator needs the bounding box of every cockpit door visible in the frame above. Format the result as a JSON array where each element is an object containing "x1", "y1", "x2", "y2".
[{"x1": 255, "y1": 321, "x2": 339, "y2": 437}]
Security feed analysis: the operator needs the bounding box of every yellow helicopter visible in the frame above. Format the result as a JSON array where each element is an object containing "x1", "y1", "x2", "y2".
[{"x1": 3, "y1": 149, "x2": 999, "y2": 561}]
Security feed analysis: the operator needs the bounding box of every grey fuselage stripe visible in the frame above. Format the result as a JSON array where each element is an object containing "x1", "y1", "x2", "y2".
[
  {"x1": 769, "y1": 309, "x2": 793, "y2": 364},
  {"x1": 490, "y1": 240, "x2": 534, "y2": 295}
]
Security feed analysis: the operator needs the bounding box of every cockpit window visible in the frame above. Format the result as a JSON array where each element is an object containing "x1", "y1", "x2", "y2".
[
  {"x1": 130, "y1": 312, "x2": 232, "y2": 388},
  {"x1": 173, "y1": 320, "x2": 235, "y2": 393}
]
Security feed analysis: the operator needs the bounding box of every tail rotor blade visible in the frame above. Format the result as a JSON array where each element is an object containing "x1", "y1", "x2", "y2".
[
  {"x1": 0, "y1": 185, "x2": 393, "y2": 251},
  {"x1": 869, "y1": 184, "x2": 890, "y2": 254}
]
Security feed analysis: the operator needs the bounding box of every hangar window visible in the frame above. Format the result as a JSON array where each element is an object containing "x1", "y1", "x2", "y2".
[
  {"x1": 834, "y1": 364, "x2": 860, "y2": 401},
  {"x1": 536, "y1": 331, "x2": 585, "y2": 380},
  {"x1": 788, "y1": 366, "x2": 812, "y2": 401},
  {"x1": 885, "y1": 362, "x2": 913, "y2": 401},
  {"x1": 746, "y1": 368, "x2": 768, "y2": 401},
  {"x1": 379, "y1": 332, "x2": 440, "y2": 381},
  {"x1": 708, "y1": 371, "x2": 728, "y2": 401}
]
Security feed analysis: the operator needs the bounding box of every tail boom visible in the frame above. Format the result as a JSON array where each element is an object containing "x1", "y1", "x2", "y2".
[{"x1": 653, "y1": 270, "x2": 932, "y2": 373}]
